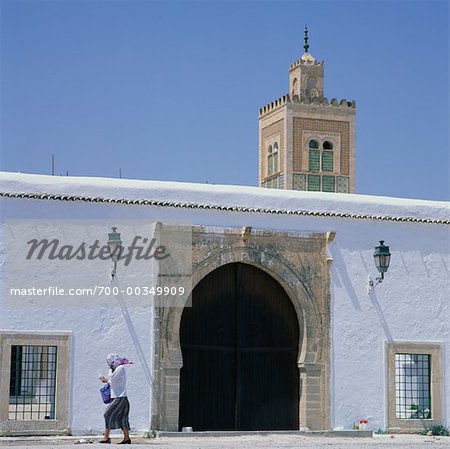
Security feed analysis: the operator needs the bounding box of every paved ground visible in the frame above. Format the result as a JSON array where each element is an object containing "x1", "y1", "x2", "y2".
[{"x1": 1, "y1": 434, "x2": 450, "y2": 449}]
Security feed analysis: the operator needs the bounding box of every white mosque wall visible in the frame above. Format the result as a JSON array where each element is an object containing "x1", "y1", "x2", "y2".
[{"x1": 0, "y1": 173, "x2": 448, "y2": 433}]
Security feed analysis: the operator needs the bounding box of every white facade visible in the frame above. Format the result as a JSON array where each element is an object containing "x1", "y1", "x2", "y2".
[{"x1": 0, "y1": 172, "x2": 449, "y2": 435}]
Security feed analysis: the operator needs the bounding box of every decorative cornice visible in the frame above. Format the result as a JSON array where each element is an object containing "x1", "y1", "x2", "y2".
[{"x1": 1, "y1": 191, "x2": 448, "y2": 225}]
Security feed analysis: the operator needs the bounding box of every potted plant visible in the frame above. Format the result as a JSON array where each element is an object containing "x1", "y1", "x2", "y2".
[{"x1": 409, "y1": 403, "x2": 418, "y2": 419}]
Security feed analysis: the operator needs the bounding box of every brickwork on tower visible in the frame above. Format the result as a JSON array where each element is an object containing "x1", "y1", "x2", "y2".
[
  {"x1": 293, "y1": 117, "x2": 350, "y2": 175},
  {"x1": 260, "y1": 119, "x2": 284, "y2": 181}
]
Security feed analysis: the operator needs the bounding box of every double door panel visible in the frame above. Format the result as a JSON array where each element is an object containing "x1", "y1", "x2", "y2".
[{"x1": 179, "y1": 263, "x2": 299, "y2": 431}]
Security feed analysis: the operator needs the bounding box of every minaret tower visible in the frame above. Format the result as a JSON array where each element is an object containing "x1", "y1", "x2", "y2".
[
  {"x1": 258, "y1": 27, "x2": 356, "y2": 193},
  {"x1": 289, "y1": 26, "x2": 324, "y2": 102}
]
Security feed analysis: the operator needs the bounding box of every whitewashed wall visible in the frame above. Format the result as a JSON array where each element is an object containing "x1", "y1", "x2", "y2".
[{"x1": 1, "y1": 173, "x2": 449, "y2": 434}]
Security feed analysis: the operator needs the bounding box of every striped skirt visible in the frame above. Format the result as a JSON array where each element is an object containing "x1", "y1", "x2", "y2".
[{"x1": 104, "y1": 397, "x2": 130, "y2": 430}]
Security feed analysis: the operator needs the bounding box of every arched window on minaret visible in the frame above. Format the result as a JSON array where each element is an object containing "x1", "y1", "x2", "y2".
[
  {"x1": 322, "y1": 140, "x2": 334, "y2": 172},
  {"x1": 291, "y1": 78, "x2": 298, "y2": 99},
  {"x1": 267, "y1": 142, "x2": 279, "y2": 175},
  {"x1": 307, "y1": 139, "x2": 336, "y2": 192},
  {"x1": 308, "y1": 139, "x2": 320, "y2": 172}
]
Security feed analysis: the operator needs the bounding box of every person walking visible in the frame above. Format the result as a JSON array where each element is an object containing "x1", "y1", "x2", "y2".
[{"x1": 99, "y1": 354, "x2": 133, "y2": 444}]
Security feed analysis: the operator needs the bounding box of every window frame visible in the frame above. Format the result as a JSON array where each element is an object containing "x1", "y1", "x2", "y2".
[
  {"x1": 0, "y1": 332, "x2": 71, "y2": 436},
  {"x1": 386, "y1": 342, "x2": 443, "y2": 433},
  {"x1": 291, "y1": 77, "x2": 298, "y2": 99},
  {"x1": 307, "y1": 138, "x2": 336, "y2": 173},
  {"x1": 302, "y1": 131, "x2": 340, "y2": 176},
  {"x1": 306, "y1": 138, "x2": 337, "y2": 191}
]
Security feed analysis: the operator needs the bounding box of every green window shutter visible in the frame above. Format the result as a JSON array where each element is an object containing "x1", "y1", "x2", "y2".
[
  {"x1": 307, "y1": 174, "x2": 320, "y2": 191},
  {"x1": 309, "y1": 150, "x2": 320, "y2": 172},
  {"x1": 322, "y1": 175, "x2": 336, "y2": 192},
  {"x1": 274, "y1": 154, "x2": 279, "y2": 173},
  {"x1": 322, "y1": 151, "x2": 333, "y2": 172}
]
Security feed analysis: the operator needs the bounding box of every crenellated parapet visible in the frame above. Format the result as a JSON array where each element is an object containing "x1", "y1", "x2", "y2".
[
  {"x1": 259, "y1": 94, "x2": 356, "y2": 117},
  {"x1": 259, "y1": 94, "x2": 291, "y2": 116},
  {"x1": 289, "y1": 57, "x2": 323, "y2": 70}
]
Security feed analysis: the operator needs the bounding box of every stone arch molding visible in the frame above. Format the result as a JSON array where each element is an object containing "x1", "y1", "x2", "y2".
[{"x1": 151, "y1": 224, "x2": 332, "y2": 431}]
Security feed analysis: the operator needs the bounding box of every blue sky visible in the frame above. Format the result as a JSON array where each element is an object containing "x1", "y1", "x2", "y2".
[{"x1": 1, "y1": 0, "x2": 448, "y2": 201}]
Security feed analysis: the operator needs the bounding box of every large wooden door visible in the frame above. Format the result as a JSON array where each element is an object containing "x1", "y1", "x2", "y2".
[{"x1": 179, "y1": 263, "x2": 299, "y2": 431}]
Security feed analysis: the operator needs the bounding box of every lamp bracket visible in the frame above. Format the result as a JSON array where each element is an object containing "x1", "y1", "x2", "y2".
[
  {"x1": 368, "y1": 274, "x2": 384, "y2": 293},
  {"x1": 111, "y1": 260, "x2": 118, "y2": 279}
]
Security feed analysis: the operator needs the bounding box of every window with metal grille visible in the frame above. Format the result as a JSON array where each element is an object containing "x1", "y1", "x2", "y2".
[
  {"x1": 9, "y1": 345, "x2": 58, "y2": 420},
  {"x1": 268, "y1": 145, "x2": 274, "y2": 175},
  {"x1": 307, "y1": 139, "x2": 334, "y2": 187},
  {"x1": 273, "y1": 142, "x2": 279, "y2": 172},
  {"x1": 322, "y1": 151, "x2": 333, "y2": 172},
  {"x1": 309, "y1": 150, "x2": 320, "y2": 172},
  {"x1": 267, "y1": 142, "x2": 279, "y2": 176},
  {"x1": 322, "y1": 175, "x2": 336, "y2": 192},
  {"x1": 307, "y1": 174, "x2": 320, "y2": 191},
  {"x1": 395, "y1": 353, "x2": 431, "y2": 419}
]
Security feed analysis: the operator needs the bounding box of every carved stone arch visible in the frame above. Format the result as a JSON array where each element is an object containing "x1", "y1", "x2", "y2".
[
  {"x1": 151, "y1": 225, "x2": 332, "y2": 431},
  {"x1": 190, "y1": 247, "x2": 323, "y2": 365}
]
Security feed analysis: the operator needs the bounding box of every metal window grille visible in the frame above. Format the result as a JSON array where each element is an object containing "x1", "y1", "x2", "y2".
[
  {"x1": 9, "y1": 345, "x2": 58, "y2": 420},
  {"x1": 395, "y1": 353, "x2": 431, "y2": 419},
  {"x1": 268, "y1": 154, "x2": 274, "y2": 175},
  {"x1": 322, "y1": 175, "x2": 336, "y2": 192},
  {"x1": 307, "y1": 174, "x2": 320, "y2": 191},
  {"x1": 308, "y1": 150, "x2": 320, "y2": 172},
  {"x1": 273, "y1": 153, "x2": 279, "y2": 173},
  {"x1": 321, "y1": 151, "x2": 334, "y2": 172}
]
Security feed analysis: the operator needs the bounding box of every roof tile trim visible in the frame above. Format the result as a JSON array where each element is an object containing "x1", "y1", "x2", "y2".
[{"x1": 1, "y1": 192, "x2": 449, "y2": 225}]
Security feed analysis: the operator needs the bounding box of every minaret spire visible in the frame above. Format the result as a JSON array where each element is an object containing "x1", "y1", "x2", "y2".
[{"x1": 303, "y1": 25, "x2": 309, "y2": 53}]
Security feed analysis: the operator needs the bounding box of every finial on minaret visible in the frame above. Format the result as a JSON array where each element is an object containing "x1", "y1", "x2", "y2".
[{"x1": 303, "y1": 25, "x2": 309, "y2": 53}]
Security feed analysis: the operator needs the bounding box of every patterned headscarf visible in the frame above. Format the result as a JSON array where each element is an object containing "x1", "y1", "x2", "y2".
[{"x1": 106, "y1": 353, "x2": 133, "y2": 370}]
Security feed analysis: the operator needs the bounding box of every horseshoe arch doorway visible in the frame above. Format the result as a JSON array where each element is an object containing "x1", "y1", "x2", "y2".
[{"x1": 179, "y1": 262, "x2": 300, "y2": 431}]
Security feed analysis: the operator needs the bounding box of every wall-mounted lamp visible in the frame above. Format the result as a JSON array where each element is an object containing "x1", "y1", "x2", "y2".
[
  {"x1": 368, "y1": 240, "x2": 391, "y2": 292},
  {"x1": 107, "y1": 227, "x2": 122, "y2": 278}
]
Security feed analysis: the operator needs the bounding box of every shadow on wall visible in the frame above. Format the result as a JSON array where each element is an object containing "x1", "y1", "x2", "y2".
[
  {"x1": 330, "y1": 243, "x2": 394, "y2": 342},
  {"x1": 112, "y1": 280, "x2": 164, "y2": 428},
  {"x1": 368, "y1": 289, "x2": 394, "y2": 343},
  {"x1": 329, "y1": 244, "x2": 361, "y2": 311},
  {"x1": 336, "y1": 225, "x2": 449, "y2": 281},
  {"x1": 439, "y1": 254, "x2": 449, "y2": 277}
]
